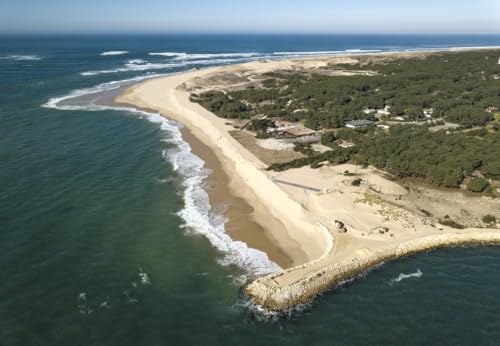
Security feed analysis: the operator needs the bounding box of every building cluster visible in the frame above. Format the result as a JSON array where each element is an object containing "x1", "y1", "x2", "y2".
[
  {"x1": 345, "y1": 119, "x2": 375, "y2": 129},
  {"x1": 266, "y1": 120, "x2": 320, "y2": 143}
]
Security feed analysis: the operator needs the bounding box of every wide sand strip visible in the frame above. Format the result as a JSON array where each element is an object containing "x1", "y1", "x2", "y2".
[
  {"x1": 116, "y1": 63, "x2": 332, "y2": 267},
  {"x1": 117, "y1": 52, "x2": 500, "y2": 311}
]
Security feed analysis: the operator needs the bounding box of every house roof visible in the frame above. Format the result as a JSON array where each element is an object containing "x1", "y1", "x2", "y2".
[
  {"x1": 346, "y1": 119, "x2": 374, "y2": 127},
  {"x1": 283, "y1": 126, "x2": 317, "y2": 137}
]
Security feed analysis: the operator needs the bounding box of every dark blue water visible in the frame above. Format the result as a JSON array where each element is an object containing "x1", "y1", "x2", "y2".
[{"x1": 1, "y1": 35, "x2": 500, "y2": 345}]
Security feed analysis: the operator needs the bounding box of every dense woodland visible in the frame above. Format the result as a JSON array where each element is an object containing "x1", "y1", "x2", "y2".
[
  {"x1": 194, "y1": 50, "x2": 500, "y2": 129},
  {"x1": 193, "y1": 50, "x2": 500, "y2": 191},
  {"x1": 269, "y1": 126, "x2": 500, "y2": 191}
]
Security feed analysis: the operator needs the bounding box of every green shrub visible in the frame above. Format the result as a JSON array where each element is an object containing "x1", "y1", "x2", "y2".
[
  {"x1": 467, "y1": 177, "x2": 490, "y2": 193},
  {"x1": 351, "y1": 178, "x2": 362, "y2": 186},
  {"x1": 439, "y1": 219, "x2": 465, "y2": 229},
  {"x1": 294, "y1": 143, "x2": 315, "y2": 156},
  {"x1": 482, "y1": 214, "x2": 497, "y2": 225}
]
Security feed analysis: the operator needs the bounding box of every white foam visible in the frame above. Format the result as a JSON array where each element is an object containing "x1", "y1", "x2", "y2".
[
  {"x1": 273, "y1": 49, "x2": 382, "y2": 56},
  {"x1": 390, "y1": 269, "x2": 423, "y2": 285},
  {"x1": 128, "y1": 59, "x2": 147, "y2": 64},
  {"x1": 41, "y1": 79, "x2": 281, "y2": 276},
  {"x1": 345, "y1": 49, "x2": 382, "y2": 53},
  {"x1": 172, "y1": 52, "x2": 260, "y2": 60},
  {"x1": 100, "y1": 50, "x2": 128, "y2": 56},
  {"x1": 148, "y1": 52, "x2": 188, "y2": 58},
  {"x1": 149, "y1": 52, "x2": 259, "y2": 59},
  {"x1": 99, "y1": 301, "x2": 110, "y2": 309},
  {"x1": 42, "y1": 73, "x2": 164, "y2": 110},
  {"x1": 162, "y1": 121, "x2": 280, "y2": 276},
  {"x1": 139, "y1": 269, "x2": 151, "y2": 285},
  {"x1": 80, "y1": 57, "x2": 242, "y2": 76},
  {"x1": 81, "y1": 62, "x2": 177, "y2": 76},
  {"x1": 0, "y1": 54, "x2": 41, "y2": 61}
]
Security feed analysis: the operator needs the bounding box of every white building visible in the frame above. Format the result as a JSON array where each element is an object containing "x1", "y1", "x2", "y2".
[
  {"x1": 423, "y1": 108, "x2": 434, "y2": 119},
  {"x1": 345, "y1": 119, "x2": 375, "y2": 129}
]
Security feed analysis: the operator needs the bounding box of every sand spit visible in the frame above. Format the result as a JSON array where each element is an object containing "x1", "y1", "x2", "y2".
[{"x1": 117, "y1": 48, "x2": 500, "y2": 313}]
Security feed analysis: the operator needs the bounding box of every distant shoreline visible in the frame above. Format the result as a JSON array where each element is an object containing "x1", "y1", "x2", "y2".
[{"x1": 115, "y1": 46, "x2": 500, "y2": 312}]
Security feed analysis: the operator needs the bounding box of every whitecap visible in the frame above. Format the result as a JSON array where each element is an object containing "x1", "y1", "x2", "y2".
[
  {"x1": 82, "y1": 61, "x2": 179, "y2": 76},
  {"x1": 390, "y1": 269, "x2": 423, "y2": 285},
  {"x1": 171, "y1": 52, "x2": 260, "y2": 61},
  {"x1": 138, "y1": 267, "x2": 152, "y2": 285},
  {"x1": 345, "y1": 49, "x2": 383, "y2": 53},
  {"x1": 273, "y1": 49, "x2": 382, "y2": 56},
  {"x1": 80, "y1": 57, "x2": 243, "y2": 76},
  {"x1": 0, "y1": 54, "x2": 42, "y2": 61},
  {"x1": 99, "y1": 301, "x2": 110, "y2": 309},
  {"x1": 148, "y1": 52, "x2": 261, "y2": 61},
  {"x1": 78, "y1": 305, "x2": 93, "y2": 315},
  {"x1": 127, "y1": 59, "x2": 147, "y2": 65},
  {"x1": 100, "y1": 50, "x2": 128, "y2": 56},
  {"x1": 148, "y1": 52, "x2": 188, "y2": 58}
]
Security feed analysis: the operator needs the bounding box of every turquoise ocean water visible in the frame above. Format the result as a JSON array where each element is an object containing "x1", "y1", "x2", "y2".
[{"x1": 1, "y1": 35, "x2": 500, "y2": 345}]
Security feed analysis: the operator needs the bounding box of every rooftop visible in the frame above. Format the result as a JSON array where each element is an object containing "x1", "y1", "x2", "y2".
[
  {"x1": 283, "y1": 126, "x2": 317, "y2": 137},
  {"x1": 345, "y1": 119, "x2": 375, "y2": 128}
]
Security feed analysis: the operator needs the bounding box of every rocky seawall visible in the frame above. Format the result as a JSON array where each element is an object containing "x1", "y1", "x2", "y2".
[{"x1": 244, "y1": 230, "x2": 500, "y2": 312}]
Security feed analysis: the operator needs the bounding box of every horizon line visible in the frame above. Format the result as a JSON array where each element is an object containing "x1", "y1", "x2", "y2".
[{"x1": 2, "y1": 32, "x2": 500, "y2": 36}]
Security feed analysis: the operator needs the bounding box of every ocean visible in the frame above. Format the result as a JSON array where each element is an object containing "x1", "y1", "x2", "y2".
[{"x1": 1, "y1": 34, "x2": 500, "y2": 345}]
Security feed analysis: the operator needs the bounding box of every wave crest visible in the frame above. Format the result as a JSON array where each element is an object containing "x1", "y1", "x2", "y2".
[
  {"x1": 80, "y1": 57, "x2": 242, "y2": 76},
  {"x1": 0, "y1": 54, "x2": 41, "y2": 61},
  {"x1": 100, "y1": 51, "x2": 129, "y2": 56},
  {"x1": 390, "y1": 269, "x2": 423, "y2": 285}
]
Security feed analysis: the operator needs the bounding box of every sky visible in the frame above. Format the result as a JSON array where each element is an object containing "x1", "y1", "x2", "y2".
[{"x1": 0, "y1": 0, "x2": 499, "y2": 34}]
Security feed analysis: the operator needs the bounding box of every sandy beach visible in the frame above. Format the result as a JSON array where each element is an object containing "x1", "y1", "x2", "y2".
[{"x1": 116, "y1": 49, "x2": 500, "y2": 311}]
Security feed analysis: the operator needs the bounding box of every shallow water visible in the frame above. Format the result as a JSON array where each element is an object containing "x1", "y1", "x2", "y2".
[{"x1": 1, "y1": 34, "x2": 500, "y2": 345}]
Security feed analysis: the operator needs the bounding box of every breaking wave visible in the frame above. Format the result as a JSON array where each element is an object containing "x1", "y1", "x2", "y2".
[
  {"x1": 80, "y1": 57, "x2": 242, "y2": 76},
  {"x1": 272, "y1": 49, "x2": 382, "y2": 56},
  {"x1": 42, "y1": 74, "x2": 163, "y2": 110},
  {"x1": 149, "y1": 52, "x2": 259, "y2": 60},
  {"x1": 100, "y1": 51, "x2": 129, "y2": 56},
  {"x1": 0, "y1": 54, "x2": 42, "y2": 61},
  {"x1": 41, "y1": 78, "x2": 281, "y2": 276},
  {"x1": 148, "y1": 52, "x2": 188, "y2": 58},
  {"x1": 390, "y1": 269, "x2": 423, "y2": 285},
  {"x1": 161, "y1": 115, "x2": 281, "y2": 276}
]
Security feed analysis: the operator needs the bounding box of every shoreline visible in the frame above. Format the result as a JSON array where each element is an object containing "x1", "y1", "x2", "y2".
[
  {"x1": 245, "y1": 232, "x2": 500, "y2": 312},
  {"x1": 115, "y1": 47, "x2": 500, "y2": 312},
  {"x1": 112, "y1": 100, "x2": 301, "y2": 270},
  {"x1": 180, "y1": 127, "x2": 297, "y2": 268},
  {"x1": 115, "y1": 79, "x2": 315, "y2": 270}
]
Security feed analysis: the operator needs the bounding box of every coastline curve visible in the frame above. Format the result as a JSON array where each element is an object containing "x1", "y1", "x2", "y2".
[{"x1": 244, "y1": 230, "x2": 500, "y2": 312}]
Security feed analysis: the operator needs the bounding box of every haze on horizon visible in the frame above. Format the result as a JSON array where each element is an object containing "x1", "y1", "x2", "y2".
[{"x1": 1, "y1": 0, "x2": 500, "y2": 35}]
